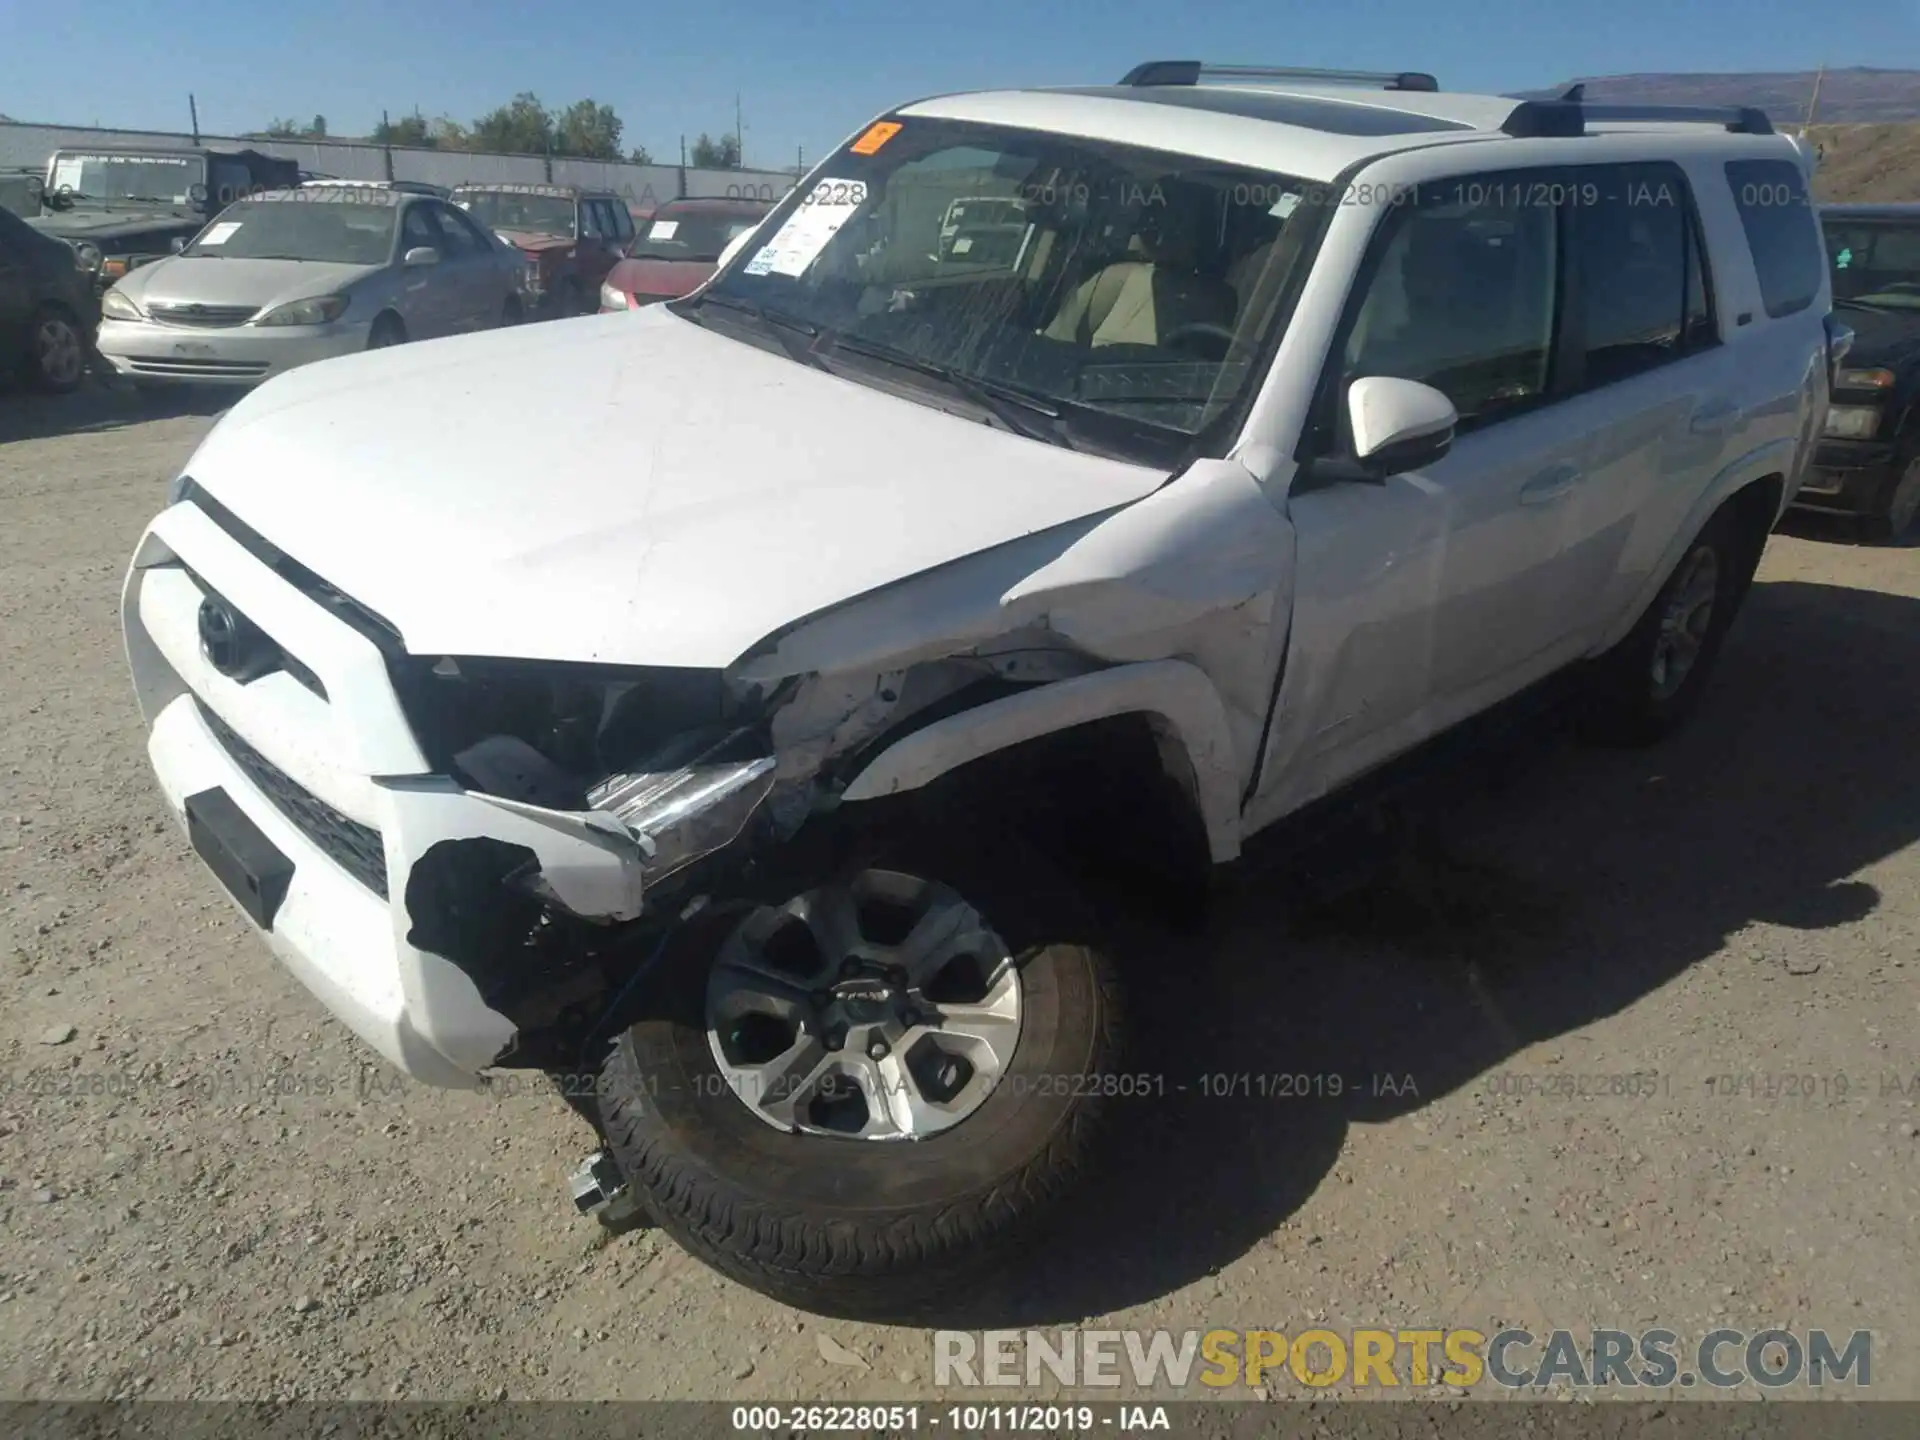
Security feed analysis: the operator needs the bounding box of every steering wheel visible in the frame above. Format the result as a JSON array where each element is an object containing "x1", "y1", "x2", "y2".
[{"x1": 1159, "y1": 322, "x2": 1236, "y2": 360}]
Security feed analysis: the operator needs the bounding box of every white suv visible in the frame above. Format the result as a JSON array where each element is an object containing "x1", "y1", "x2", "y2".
[{"x1": 122, "y1": 63, "x2": 1837, "y2": 1317}]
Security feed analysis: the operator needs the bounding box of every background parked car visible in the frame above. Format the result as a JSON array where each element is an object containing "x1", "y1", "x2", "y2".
[
  {"x1": 94, "y1": 183, "x2": 525, "y2": 389},
  {"x1": 0, "y1": 203, "x2": 98, "y2": 391},
  {"x1": 1801, "y1": 201, "x2": 1920, "y2": 540},
  {"x1": 28, "y1": 145, "x2": 301, "y2": 292},
  {"x1": 598, "y1": 196, "x2": 772, "y2": 311},
  {"x1": 450, "y1": 182, "x2": 631, "y2": 317}
]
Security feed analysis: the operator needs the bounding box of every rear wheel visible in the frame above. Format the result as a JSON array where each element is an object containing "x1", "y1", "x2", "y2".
[
  {"x1": 30, "y1": 307, "x2": 87, "y2": 392},
  {"x1": 1578, "y1": 507, "x2": 1748, "y2": 747},
  {"x1": 595, "y1": 828, "x2": 1125, "y2": 1319},
  {"x1": 367, "y1": 314, "x2": 406, "y2": 350}
]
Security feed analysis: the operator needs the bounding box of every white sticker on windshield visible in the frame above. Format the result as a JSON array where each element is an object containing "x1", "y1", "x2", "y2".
[
  {"x1": 1270, "y1": 192, "x2": 1300, "y2": 219},
  {"x1": 951, "y1": 236, "x2": 973, "y2": 255},
  {"x1": 648, "y1": 219, "x2": 679, "y2": 240},
  {"x1": 742, "y1": 178, "x2": 867, "y2": 278},
  {"x1": 50, "y1": 158, "x2": 84, "y2": 194},
  {"x1": 198, "y1": 221, "x2": 243, "y2": 245}
]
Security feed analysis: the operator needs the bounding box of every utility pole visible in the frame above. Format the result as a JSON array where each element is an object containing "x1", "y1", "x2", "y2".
[
  {"x1": 734, "y1": 93, "x2": 744, "y2": 169},
  {"x1": 381, "y1": 109, "x2": 396, "y2": 180},
  {"x1": 188, "y1": 94, "x2": 201, "y2": 145},
  {"x1": 1805, "y1": 63, "x2": 1826, "y2": 128}
]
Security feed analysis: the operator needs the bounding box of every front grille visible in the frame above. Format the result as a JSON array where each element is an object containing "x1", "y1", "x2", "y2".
[
  {"x1": 196, "y1": 701, "x2": 390, "y2": 898},
  {"x1": 148, "y1": 303, "x2": 259, "y2": 328},
  {"x1": 127, "y1": 356, "x2": 271, "y2": 377}
]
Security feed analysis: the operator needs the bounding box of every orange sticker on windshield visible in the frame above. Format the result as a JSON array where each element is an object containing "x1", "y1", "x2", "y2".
[{"x1": 851, "y1": 121, "x2": 902, "y2": 155}]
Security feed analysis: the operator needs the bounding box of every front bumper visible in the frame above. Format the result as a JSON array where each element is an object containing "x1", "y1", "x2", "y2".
[
  {"x1": 122, "y1": 500, "x2": 652, "y2": 1085},
  {"x1": 97, "y1": 317, "x2": 372, "y2": 386},
  {"x1": 1794, "y1": 437, "x2": 1898, "y2": 517}
]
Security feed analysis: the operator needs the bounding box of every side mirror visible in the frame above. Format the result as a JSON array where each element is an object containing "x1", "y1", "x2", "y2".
[
  {"x1": 403, "y1": 246, "x2": 440, "y2": 267},
  {"x1": 1345, "y1": 376, "x2": 1457, "y2": 479},
  {"x1": 169, "y1": 236, "x2": 187, "y2": 253}
]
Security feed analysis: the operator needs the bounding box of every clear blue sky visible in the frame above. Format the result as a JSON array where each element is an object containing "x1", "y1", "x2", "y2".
[{"x1": 0, "y1": 0, "x2": 1899, "y2": 169}]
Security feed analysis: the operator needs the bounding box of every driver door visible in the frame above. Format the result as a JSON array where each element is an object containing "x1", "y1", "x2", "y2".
[{"x1": 1253, "y1": 168, "x2": 1591, "y2": 822}]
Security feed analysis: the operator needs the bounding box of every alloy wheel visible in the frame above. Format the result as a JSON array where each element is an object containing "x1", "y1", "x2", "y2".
[
  {"x1": 1649, "y1": 543, "x2": 1720, "y2": 701},
  {"x1": 705, "y1": 869, "x2": 1024, "y2": 1141}
]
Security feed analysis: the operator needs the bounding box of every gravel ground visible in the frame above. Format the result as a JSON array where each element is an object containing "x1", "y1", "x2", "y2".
[{"x1": 0, "y1": 380, "x2": 1916, "y2": 1405}]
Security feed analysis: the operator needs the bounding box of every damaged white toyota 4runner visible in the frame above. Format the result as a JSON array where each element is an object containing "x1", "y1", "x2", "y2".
[{"x1": 123, "y1": 63, "x2": 1839, "y2": 1316}]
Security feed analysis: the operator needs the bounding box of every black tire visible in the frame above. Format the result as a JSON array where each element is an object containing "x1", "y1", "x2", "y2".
[
  {"x1": 367, "y1": 314, "x2": 406, "y2": 350},
  {"x1": 29, "y1": 306, "x2": 87, "y2": 393},
  {"x1": 1577, "y1": 506, "x2": 1750, "y2": 747},
  {"x1": 1864, "y1": 453, "x2": 1920, "y2": 544},
  {"x1": 595, "y1": 828, "x2": 1125, "y2": 1320}
]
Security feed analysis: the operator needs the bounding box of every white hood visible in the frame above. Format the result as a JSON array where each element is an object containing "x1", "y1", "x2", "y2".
[
  {"x1": 119, "y1": 255, "x2": 374, "y2": 312},
  {"x1": 183, "y1": 308, "x2": 1168, "y2": 669}
]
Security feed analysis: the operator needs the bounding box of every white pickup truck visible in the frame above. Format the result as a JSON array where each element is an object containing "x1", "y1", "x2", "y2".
[{"x1": 122, "y1": 61, "x2": 1838, "y2": 1317}]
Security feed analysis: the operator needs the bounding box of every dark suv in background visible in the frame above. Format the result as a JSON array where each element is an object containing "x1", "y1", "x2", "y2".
[
  {"x1": 450, "y1": 182, "x2": 632, "y2": 317},
  {"x1": 29, "y1": 145, "x2": 301, "y2": 292},
  {"x1": 0, "y1": 204, "x2": 98, "y2": 392},
  {"x1": 1803, "y1": 202, "x2": 1920, "y2": 540}
]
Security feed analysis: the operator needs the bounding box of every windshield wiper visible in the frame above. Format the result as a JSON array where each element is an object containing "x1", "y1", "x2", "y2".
[
  {"x1": 1835, "y1": 296, "x2": 1901, "y2": 312},
  {"x1": 823, "y1": 334, "x2": 1076, "y2": 449},
  {"x1": 687, "y1": 292, "x2": 828, "y2": 370}
]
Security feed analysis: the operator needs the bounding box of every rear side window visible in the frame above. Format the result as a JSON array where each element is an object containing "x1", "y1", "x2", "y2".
[
  {"x1": 1724, "y1": 159, "x2": 1822, "y2": 318},
  {"x1": 1570, "y1": 161, "x2": 1717, "y2": 387}
]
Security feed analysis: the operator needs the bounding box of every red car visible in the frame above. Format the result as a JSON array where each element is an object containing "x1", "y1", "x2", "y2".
[
  {"x1": 451, "y1": 182, "x2": 632, "y2": 318},
  {"x1": 598, "y1": 197, "x2": 771, "y2": 312}
]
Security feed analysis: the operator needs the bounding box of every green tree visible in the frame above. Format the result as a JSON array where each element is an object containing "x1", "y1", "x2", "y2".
[
  {"x1": 310, "y1": 114, "x2": 328, "y2": 138},
  {"x1": 373, "y1": 112, "x2": 435, "y2": 148},
  {"x1": 471, "y1": 91, "x2": 554, "y2": 155},
  {"x1": 689, "y1": 131, "x2": 740, "y2": 168},
  {"x1": 263, "y1": 117, "x2": 302, "y2": 138},
  {"x1": 554, "y1": 99, "x2": 622, "y2": 159},
  {"x1": 628, "y1": 144, "x2": 654, "y2": 165}
]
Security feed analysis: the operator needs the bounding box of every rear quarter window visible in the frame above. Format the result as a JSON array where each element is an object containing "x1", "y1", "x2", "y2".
[{"x1": 1723, "y1": 159, "x2": 1823, "y2": 319}]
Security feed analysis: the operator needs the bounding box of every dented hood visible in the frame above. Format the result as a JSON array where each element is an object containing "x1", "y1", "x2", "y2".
[{"x1": 181, "y1": 307, "x2": 1167, "y2": 668}]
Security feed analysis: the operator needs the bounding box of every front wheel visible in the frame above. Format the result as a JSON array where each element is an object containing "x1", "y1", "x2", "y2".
[
  {"x1": 595, "y1": 830, "x2": 1126, "y2": 1319},
  {"x1": 1578, "y1": 507, "x2": 1747, "y2": 747},
  {"x1": 1867, "y1": 453, "x2": 1920, "y2": 544},
  {"x1": 366, "y1": 314, "x2": 406, "y2": 350},
  {"x1": 30, "y1": 307, "x2": 88, "y2": 392}
]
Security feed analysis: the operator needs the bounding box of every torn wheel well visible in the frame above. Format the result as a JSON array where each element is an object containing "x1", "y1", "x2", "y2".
[{"x1": 860, "y1": 711, "x2": 1216, "y2": 928}]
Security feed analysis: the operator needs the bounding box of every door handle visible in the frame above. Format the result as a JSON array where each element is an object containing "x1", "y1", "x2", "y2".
[
  {"x1": 1690, "y1": 400, "x2": 1739, "y2": 435},
  {"x1": 1518, "y1": 462, "x2": 1585, "y2": 506}
]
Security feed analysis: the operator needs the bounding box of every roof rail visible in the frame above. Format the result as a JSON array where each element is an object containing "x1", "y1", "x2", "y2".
[
  {"x1": 1118, "y1": 61, "x2": 1439, "y2": 93},
  {"x1": 1501, "y1": 99, "x2": 1774, "y2": 138}
]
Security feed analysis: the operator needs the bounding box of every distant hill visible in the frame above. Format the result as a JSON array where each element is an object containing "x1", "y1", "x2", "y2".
[{"x1": 1510, "y1": 68, "x2": 1920, "y2": 124}]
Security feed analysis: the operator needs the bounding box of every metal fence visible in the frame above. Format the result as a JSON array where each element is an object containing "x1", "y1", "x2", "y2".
[{"x1": 0, "y1": 120, "x2": 799, "y2": 209}]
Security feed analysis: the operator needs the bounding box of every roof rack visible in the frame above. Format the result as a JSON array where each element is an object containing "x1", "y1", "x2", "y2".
[
  {"x1": 1118, "y1": 61, "x2": 1439, "y2": 93},
  {"x1": 1501, "y1": 99, "x2": 1774, "y2": 138}
]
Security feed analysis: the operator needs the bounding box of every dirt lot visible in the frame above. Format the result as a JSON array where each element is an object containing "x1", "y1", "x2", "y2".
[{"x1": 0, "y1": 381, "x2": 1916, "y2": 1405}]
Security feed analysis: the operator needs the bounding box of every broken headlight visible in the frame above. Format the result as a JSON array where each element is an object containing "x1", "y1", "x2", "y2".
[{"x1": 393, "y1": 658, "x2": 784, "y2": 876}]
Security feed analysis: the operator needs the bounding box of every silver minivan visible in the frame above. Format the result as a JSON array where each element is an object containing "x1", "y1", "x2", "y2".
[{"x1": 95, "y1": 183, "x2": 527, "y2": 387}]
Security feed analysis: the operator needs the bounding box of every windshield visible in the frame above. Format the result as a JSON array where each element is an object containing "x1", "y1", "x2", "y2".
[
  {"x1": 689, "y1": 117, "x2": 1315, "y2": 457},
  {"x1": 453, "y1": 191, "x2": 575, "y2": 237},
  {"x1": 1826, "y1": 220, "x2": 1920, "y2": 310},
  {"x1": 182, "y1": 195, "x2": 397, "y2": 263},
  {"x1": 629, "y1": 207, "x2": 766, "y2": 262},
  {"x1": 48, "y1": 152, "x2": 199, "y2": 206}
]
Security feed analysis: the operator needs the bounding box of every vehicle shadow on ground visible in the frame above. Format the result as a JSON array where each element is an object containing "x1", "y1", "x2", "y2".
[
  {"x1": 0, "y1": 372, "x2": 228, "y2": 443},
  {"x1": 1778, "y1": 508, "x2": 1920, "y2": 550},
  {"x1": 945, "y1": 577, "x2": 1920, "y2": 1327}
]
